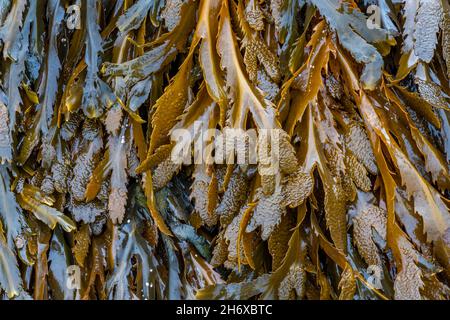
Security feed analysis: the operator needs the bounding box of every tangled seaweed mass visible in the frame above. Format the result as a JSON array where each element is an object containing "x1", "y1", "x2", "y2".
[{"x1": 0, "y1": 0, "x2": 449, "y2": 300}]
